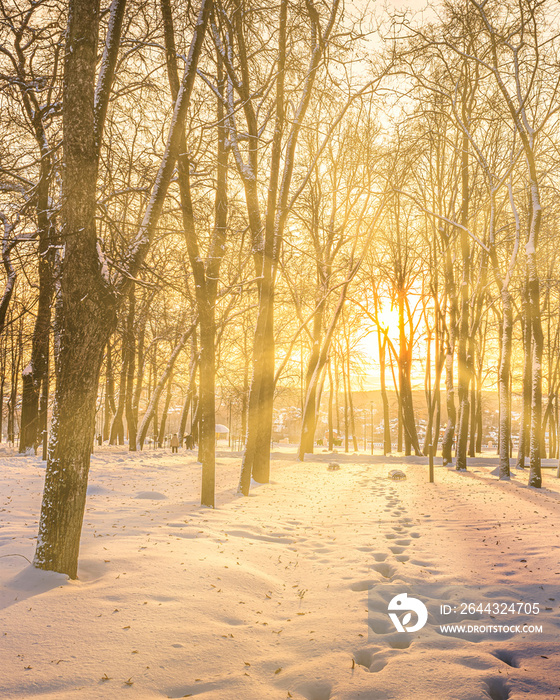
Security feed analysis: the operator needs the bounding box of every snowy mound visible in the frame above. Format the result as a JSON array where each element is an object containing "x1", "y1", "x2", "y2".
[
  {"x1": 134, "y1": 491, "x2": 167, "y2": 499},
  {"x1": 5, "y1": 564, "x2": 69, "y2": 593}
]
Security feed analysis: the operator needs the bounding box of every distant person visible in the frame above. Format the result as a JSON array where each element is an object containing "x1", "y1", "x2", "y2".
[
  {"x1": 185, "y1": 433, "x2": 193, "y2": 450},
  {"x1": 171, "y1": 433, "x2": 179, "y2": 454}
]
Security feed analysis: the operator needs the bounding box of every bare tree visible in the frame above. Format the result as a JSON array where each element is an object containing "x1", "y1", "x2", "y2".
[{"x1": 34, "y1": 0, "x2": 212, "y2": 578}]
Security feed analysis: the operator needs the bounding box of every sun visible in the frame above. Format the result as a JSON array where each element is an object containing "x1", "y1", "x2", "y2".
[
  {"x1": 377, "y1": 303, "x2": 400, "y2": 334},
  {"x1": 359, "y1": 303, "x2": 401, "y2": 365}
]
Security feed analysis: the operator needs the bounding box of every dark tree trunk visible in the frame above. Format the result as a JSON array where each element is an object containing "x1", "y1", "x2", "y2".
[
  {"x1": 423, "y1": 324, "x2": 433, "y2": 455},
  {"x1": 239, "y1": 250, "x2": 274, "y2": 491},
  {"x1": 33, "y1": 0, "x2": 211, "y2": 577},
  {"x1": 468, "y1": 366, "x2": 477, "y2": 457},
  {"x1": 516, "y1": 288, "x2": 531, "y2": 469},
  {"x1": 343, "y1": 362, "x2": 349, "y2": 453},
  {"x1": 334, "y1": 363, "x2": 340, "y2": 437},
  {"x1": 109, "y1": 335, "x2": 127, "y2": 445},
  {"x1": 0, "y1": 365, "x2": 4, "y2": 443},
  {"x1": 103, "y1": 342, "x2": 115, "y2": 442},
  {"x1": 19, "y1": 370, "x2": 36, "y2": 453},
  {"x1": 456, "y1": 120, "x2": 471, "y2": 471},
  {"x1": 158, "y1": 371, "x2": 173, "y2": 446},
  {"x1": 299, "y1": 304, "x2": 323, "y2": 456},
  {"x1": 397, "y1": 389, "x2": 403, "y2": 453},
  {"x1": 441, "y1": 237, "x2": 456, "y2": 465},
  {"x1": 347, "y1": 383, "x2": 358, "y2": 453},
  {"x1": 124, "y1": 289, "x2": 136, "y2": 450},
  {"x1": 179, "y1": 334, "x2": 198, "y2": 445},
  {"x1": 241, "y1": 362, "x2": 249, "y2": 446},
  {"x1": 528, "y1": 277, "x2": 543, "y2": 487},
  {"x1": 252, "y1": 294, "x2": 276, "y2": 482},
  {"x1": 19, "y1": 188, "x2": 54, "y2": 453},
  {"x1": 476, "y1": 356, "x2": 483, "y2": 454},
  {"x1": 8, "y1": 323, "x2": 21, "y2": 444},
  {"x1": 327, "y1": 360, "x2": 334, "y2": 451},
  {"x1": 161, "y1": 0, "x2": 227, "y2": 503},
  {"x1": 191, "y1": 395, "x2": 200, "y2": 446},
  {"x1": 34, "y1": 0, "x2": 118, "y2": 578},
  {"x1": 129, "y1": 311, "x2": 147, "y2": 452},
  {"x1": 379, "y1": 331, "x2": 391, "y2": 455},
  {"x1": 0, "y1": 376, "x2": 4, "y2": 444},
  {"x1": 424, "y1": 313, "x2": 444, "y2": 456},
  {"x1": 398, "y1": 293, "x2": 420, "y2": 456},
  {"x1": 239, "y1": 0, "x2": 332, "y2": 493},
  {"x1": 498, "y1": 290, "x2": 513, "y2": 479}
]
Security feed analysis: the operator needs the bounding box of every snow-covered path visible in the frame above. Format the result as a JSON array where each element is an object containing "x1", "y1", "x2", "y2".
[{"x1": 0, "y1": 447, "x2": 559, "y2": 699}]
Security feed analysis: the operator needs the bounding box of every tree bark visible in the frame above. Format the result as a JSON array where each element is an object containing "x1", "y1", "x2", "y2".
[
  {"x1": 109, "y1": 334, "x2": 128, "y2": 445},
  {"x1": 455, "y1": 113, "x2": 471, "y2": 471},
  {"x1": 398, "y1": 292, "x2": 420, "y2": 456},
  {"x1": 516, "y1": 288, "x2": 531, "y2": 469},
  {"x1": 162, "y1": 0, "x2": 226, "y2": 504},
  {"x1": 498, "y1": 290, "x2": 513, "y2": 479},
  {"x1": 299, "y1": 302, "x2": 324, "y2": 457},
  {"x1": 379, "y1": 331, "x2": 391, "y2": 455},
  {"x1": 19, "y1": 167, "x2": 54, "y2": 454},
  {"x1": 103, "y1": 342, "x2": 116, "y2": 442},
  {"x1": 124, "y1": 289, "x2": 136, "y2": 450},
  {"x1": 441, "y1": 235, "x2": 456, "y2": 465},
  {"x1": 34, "y1": 0, "x2": 212, "y2": 577},
  {"x1": 158, "y1": 371, "x2": 173, "y2": 446},
  {"x1": 34, "y1": 0, "x2": 115, "y2": 579}
]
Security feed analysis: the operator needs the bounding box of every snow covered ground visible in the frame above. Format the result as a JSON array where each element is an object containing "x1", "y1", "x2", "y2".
[{"x1": 1, "y1": 445, "x2": 559, "y2": 699}]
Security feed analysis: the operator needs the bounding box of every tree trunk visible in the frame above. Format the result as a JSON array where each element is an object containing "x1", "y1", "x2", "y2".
[
  {"x1": 455, "y1": 118, "x2": 470, "y2": 471},
  {"x1": 239, "y1": 277, "x2": 274, "y2": 491},
  {"x1": 327, "y1": 359, "x2": 334, "y2": 451},
  {"x1": 239, "y1": 0, "x2": 332, "y2": 493},
  {"x1": 161, "y1": 2, "x2": 227, "y2": 504},
  {"x1": 19, "y1": 213, "x2": 53, "y2": 453},
  {"x1": 179, "y1": 340, "x2": 197, "y2": 446},
  {"x1": 8, "y1": 323, "x2": 21, "y2": 444},
  {"x1": 241, "y1": 350, "x2": 249, "y2": 446},
  {"x1": 129, "y1": 315, "x2": 147, "y2": 452},
  {"x1": 347, "y1": 381, "x2": 358, "y2": 452},
  {"x1": 475, "y1": 356, "x2": 483, "y2": 454},
  {"x1": 424, "y1": 313, "x2": 444, "y2": 456},
  {"x1": 19, "y1": 369, "x2": 36, "y2": 453},
  {"x1": 398, "y1": 293, "x2": 420, "y2": 456},
  {"x1": 109, "y1": 335, "x2": 127, "y2": 445},
  {"x1": 299, "y1": 303, "x2": 323, "y2": 457},
  {"x1": 343, "y1": 361, "x2": 349, "y2": 453},
  {"x1": 158, "y1": 371, "x2": 173, "y2": 446},
  {"x1": 0, "y1": 375, "x2": 4, "y2": 443},
  {"x1": 34, "y1": 0, "x2": 211, "y2": 577},
  {"x1": 124, "y1": 289, "x2": 136, "y2": 450},
  {"x1": 103, "y1": 342, "x2": 115, "y2": 442},
  {"x1": 379, "y1": 331, "x2": 391, "y2": 455},
  {"x1": 528, "y1": 275, "x2": 543, "y2": 487},
  {"x1": 34, "y1": 0, "x2": 118, "y2": 578},
  {"x1": 526, "y1": 166, "x2": 543, "y2": 487},
  {"x1": 516, "y1": 288, "x2": 531, "y2": 469},
  {"x1": 498, "y1": 290, "x2": 513, "y2": 479},
  {"x1": 441, "y1": 237, "x2": 457, "y2": 465},
  {"x1": 252, "y1": 299, "x2": 276, "y2": 482},
  {"x1": 137, "y1": 324, "x2": 194, "y2": 450},
  {"x1": 397, "y1": 389, "x2": 403, "y2": 453}
]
